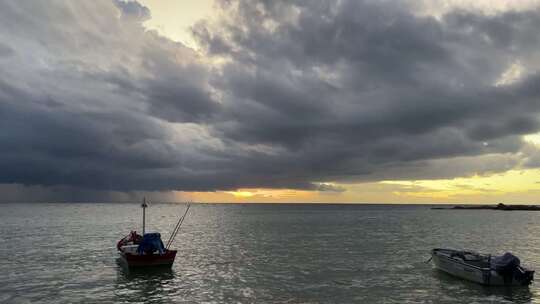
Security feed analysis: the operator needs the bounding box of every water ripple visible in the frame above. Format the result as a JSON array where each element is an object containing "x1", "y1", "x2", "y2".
[{"x1": 1, "y1": 203, "x2": 540, "y2": 303}]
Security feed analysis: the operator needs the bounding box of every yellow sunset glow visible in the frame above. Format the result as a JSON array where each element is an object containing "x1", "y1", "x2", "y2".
[
  {"x1": 525, "y1": 132, "x2": 540, "y2": 145},
  {"x1": 381, "y1": 168, "x2": 540, "y2": 203},
  {"x1": 227, "y1": 191, "x2": 256, "y2": 198},
  {"x1": 170, "y1": 165, "x2": 540, "y2": 204},
  {"x1": 224, "y1": 188, "x2": 312, "y2": 201}
]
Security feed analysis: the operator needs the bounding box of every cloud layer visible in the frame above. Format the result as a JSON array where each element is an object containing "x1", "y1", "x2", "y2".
[{"x1": 1, "y1": 0, "x2": 540, "y2": 200}]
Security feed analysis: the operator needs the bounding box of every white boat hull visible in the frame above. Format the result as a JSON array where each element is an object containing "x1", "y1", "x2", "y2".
[{"x1": 431, "y1": 248, "x2": 534, "y2": 286}]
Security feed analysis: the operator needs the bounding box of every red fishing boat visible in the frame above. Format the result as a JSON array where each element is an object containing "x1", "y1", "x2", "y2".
[{"x1": 117, "y1": 199, "x2": 190, "y2": 268}]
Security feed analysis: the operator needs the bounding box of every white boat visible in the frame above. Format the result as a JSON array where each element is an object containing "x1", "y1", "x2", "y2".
[{"x1": 431, "y1": 248, "x2": 534, "y2": 286}]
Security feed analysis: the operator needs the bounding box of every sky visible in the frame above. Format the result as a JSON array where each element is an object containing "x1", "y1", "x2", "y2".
[{"x1": 1, "y1": 0, "x2": 540, "y2": 203}]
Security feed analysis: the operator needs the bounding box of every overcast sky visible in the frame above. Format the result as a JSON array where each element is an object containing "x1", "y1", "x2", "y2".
[{"x1": 1, "y1": 0, "x2": 540, "y2": 203}]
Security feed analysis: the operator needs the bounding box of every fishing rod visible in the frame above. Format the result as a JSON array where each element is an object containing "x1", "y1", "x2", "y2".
[
  {"x1": 166, "y1": 203, "x2": 191, "y2": 249},
  {"x1": 165, "y1": 205, "x2": 187, "y2": 249},
  {"x1": 170, "y1": 203, "x2": 191, "y2": 243},
  {"x1": 166, "y1": 203, "x2": 189, "y2": 248}
]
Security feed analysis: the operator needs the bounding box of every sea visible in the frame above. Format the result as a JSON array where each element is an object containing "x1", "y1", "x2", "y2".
[{"x1": 1, "y1": 203, "x2": 540, "y2": 304}]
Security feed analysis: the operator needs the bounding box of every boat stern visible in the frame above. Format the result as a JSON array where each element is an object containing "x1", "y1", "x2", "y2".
[
  {"x1": 516, "y1": 267, "x2": 534, "y2": 286},
  {"x1": 119, "y1": 250, "x2": 177, "y2": 268}
]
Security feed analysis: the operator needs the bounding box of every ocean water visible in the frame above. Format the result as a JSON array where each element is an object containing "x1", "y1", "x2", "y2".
[{"x1": 1, "y1": 203, "x2": 540, "y2": 304}]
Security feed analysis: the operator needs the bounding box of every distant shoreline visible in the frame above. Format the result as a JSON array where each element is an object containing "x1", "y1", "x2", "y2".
[{"x1": 432, "y1": 203, "x2": 540, "y2": 211}]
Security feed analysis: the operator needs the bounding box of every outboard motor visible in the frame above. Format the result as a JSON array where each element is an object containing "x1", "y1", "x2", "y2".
[
  {"x1": 491, "y1": 252, "x2": 520, "y2": 273},
  {"x1": 514, "y1": 266, "x2": 535, "y2": 285},
  {"x1": 490, "y1": 252, "x2": 529, "y2": 285}
]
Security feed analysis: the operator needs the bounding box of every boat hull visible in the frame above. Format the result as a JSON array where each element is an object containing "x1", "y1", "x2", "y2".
[
  {"x1": 119, "y1": 250, "x2": 177, "y2": 268},
  {"x1": 431, "y1": 248, "x2": 533, "y2": 286}
]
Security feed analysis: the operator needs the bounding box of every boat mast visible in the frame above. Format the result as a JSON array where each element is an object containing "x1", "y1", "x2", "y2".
[{"x1": 141, "y1": 197, "x2": 148, "y2": 235}]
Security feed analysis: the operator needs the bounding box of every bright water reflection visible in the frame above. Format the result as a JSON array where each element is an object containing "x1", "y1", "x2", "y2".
[{"x1": 1, "y1": 203, "x2": 540, "y2": 303}]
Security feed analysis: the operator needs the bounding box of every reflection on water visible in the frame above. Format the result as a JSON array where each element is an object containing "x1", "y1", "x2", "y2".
[
  {"x1": 115, "y1": 264, "x2": 175, "y2": 303},
  {"x1": 433, "y1": 269, "x2": 534, "y2": 303},
  {"x1": 2, "y1": 203, "x2": 540, "y2": 303}
]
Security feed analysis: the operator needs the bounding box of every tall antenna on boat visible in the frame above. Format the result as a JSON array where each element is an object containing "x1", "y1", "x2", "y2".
[{"x1": 141, "y1": 197, "x2": 148, "y2": 235}]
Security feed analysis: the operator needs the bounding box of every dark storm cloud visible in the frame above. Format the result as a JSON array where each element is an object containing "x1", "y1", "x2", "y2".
[
  {"x1": 1, "y1": 0, "x2": 540, "y2": 201},
  {"x1": 194, "y1": 0, "x2": 540, "y2": 180},
  {"x1": 0, "y1": 43, "x2": 13, "y2": 58},
  {"x1": 0, "y1": 0, "x2": 222, "y2": 193},
  {"x1": 314, "y1": 183, "x2": 346, "y2": 193},
  {"x1": 140, "y1": 44, "x2": 222, "y2": 122}
]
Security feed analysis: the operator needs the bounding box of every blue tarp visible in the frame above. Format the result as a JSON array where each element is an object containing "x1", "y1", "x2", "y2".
[{"x1": 137, "y1": 232, "x2": 165, "y2": 255}]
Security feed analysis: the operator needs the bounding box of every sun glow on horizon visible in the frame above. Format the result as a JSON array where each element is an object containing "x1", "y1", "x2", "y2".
[
  {"x1": 381, "y1": 168, "x2": 540, "y2": 202},
  {"x1": 226, "y1": 191, "x2": 257, "y2": 198}
]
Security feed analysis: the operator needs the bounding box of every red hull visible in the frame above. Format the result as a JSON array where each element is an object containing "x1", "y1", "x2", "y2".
[{"x1": 119, "y1": 250, "x2": 177, "y2": 267}]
